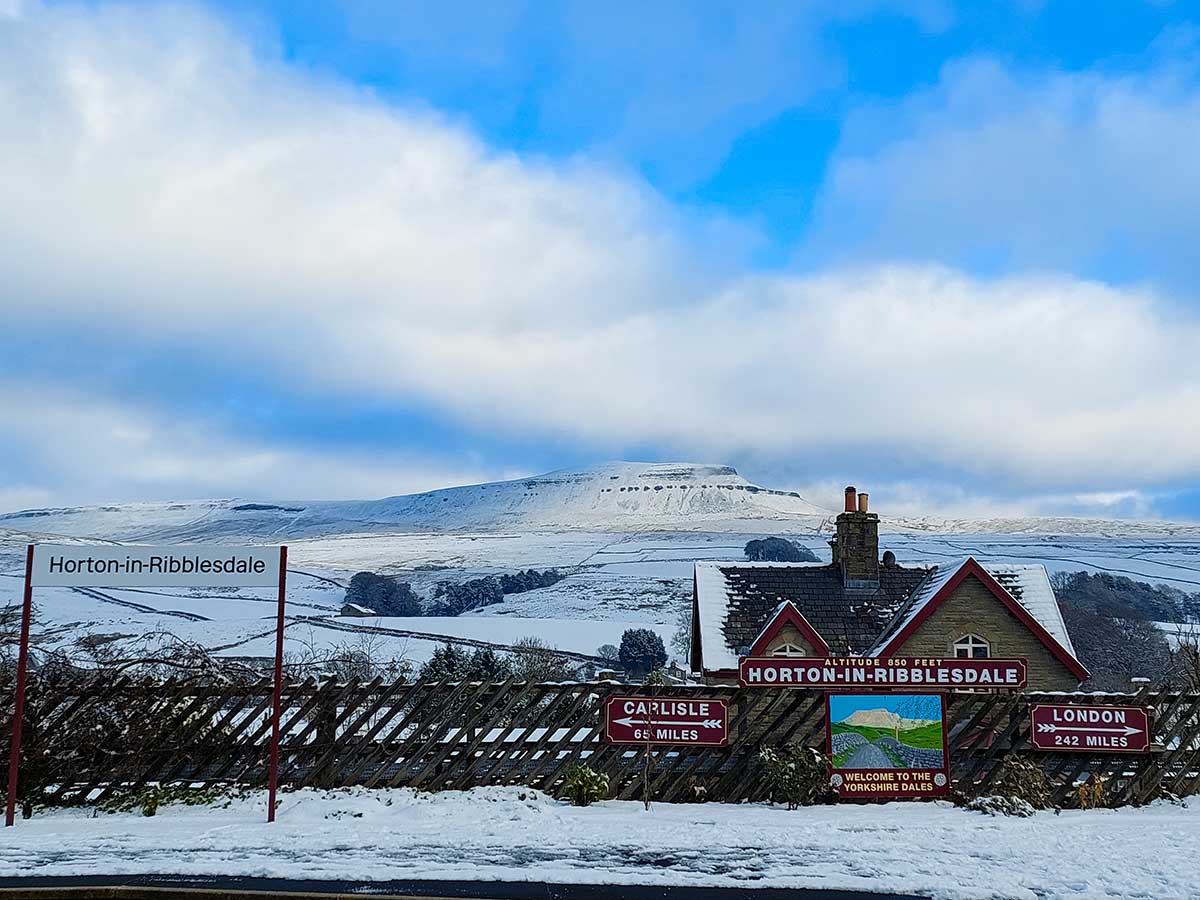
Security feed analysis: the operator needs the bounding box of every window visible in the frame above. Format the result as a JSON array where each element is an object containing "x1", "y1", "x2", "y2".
[
  {"x1": 953, "y1": 634, "x2": 990, "y2": 659},
  {"x1": 771, "y1": 642, "x2": 806, "y2": 658}
]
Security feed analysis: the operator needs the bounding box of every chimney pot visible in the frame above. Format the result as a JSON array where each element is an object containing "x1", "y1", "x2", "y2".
[{"x1": 836, "y1": 483, "x2": 879, "y2": 586}]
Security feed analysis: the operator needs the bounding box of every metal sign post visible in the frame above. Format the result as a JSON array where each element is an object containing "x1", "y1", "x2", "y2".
[
  {"x1": 4, "y1": 546, "x2": 36, "y2": 827},
  {"x1": 267, "y1": 546, "x2": 289, "y2": 823},
  {"x1": 5, "y1": 543, "x2": 287, "y2": 826}
]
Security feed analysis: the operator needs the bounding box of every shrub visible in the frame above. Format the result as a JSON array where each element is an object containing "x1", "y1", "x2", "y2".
[
  {"x1": 98, "y1": 784, "x2": 241, "y2": 817},
  {"x1": 1074, "y1": 777, "x2": 1109, "y2": 810},
  {"x1": 642, "y1": 667, "x2": 671, "y2": 686},
  {"x1": 561, "y1": 765, "x2": 609, "y2": 807},
  {"x1": 510, "y1": 636, "x2": 579, "y2": 682},
  {"x1": 963, "y1": 756, "x2": 1054, "y2": 815},
  {"x1": 963, "y1": 795, "x2": 1037, "y2": 817},
  {"x1": 757, "y1": 745, "x2": 832, "y2": 809}
]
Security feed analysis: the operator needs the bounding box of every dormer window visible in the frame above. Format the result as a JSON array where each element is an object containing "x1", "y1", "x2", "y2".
[
  {"x1": 953, "y1": 634, "x2": 990, "y2": 659},
  {"x1": 771, "y1": 642, "x2": 806, "y2": 658}
]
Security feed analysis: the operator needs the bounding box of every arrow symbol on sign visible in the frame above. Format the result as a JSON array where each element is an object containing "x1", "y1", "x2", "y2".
[
  {"x1": 1036, "y1": 723, "x2": 1141, "y2": 736},
  {"x1": 613, "y1": 717, "x2": 723, "y2": 729}
]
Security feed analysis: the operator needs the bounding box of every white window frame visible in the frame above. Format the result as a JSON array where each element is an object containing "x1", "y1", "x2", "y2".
[
  {"x1": 953, "y1": 633, "x2": 991, "y2": 659},
  {"x1": 771, "y1": 642, "x2": 807, "y2": 658}
]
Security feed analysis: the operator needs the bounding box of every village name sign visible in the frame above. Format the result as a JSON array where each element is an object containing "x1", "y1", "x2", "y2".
[
  {"x1": 739, "y1": 656, "x2": 1029, "y2": 689},
  {"x1": 8, "y1": 543, "x2": 290, "y2": 828}
]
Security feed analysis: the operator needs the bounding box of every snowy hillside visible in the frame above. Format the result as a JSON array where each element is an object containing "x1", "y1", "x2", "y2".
[
  {"x1": 2, "y1": 460, "x2": 1198, "y2": 672},
  {"x1": 0, "y1": 462, "x2": 832, "y2": 540},
  {"x1": 3, "y1": 460, "x2": 1198, "y2": 541}
]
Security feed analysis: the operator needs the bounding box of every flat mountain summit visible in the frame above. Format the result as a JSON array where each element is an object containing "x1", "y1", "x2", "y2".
[
  {"x1": 1, "y1": 461, "x2": 1196, "y2": 542},
  {"x1": 0, "y1": 462, "x2": 831, "y2": 541},
  {"x1": 843, "y1": 708, "x2": 937, "y2": 730}
]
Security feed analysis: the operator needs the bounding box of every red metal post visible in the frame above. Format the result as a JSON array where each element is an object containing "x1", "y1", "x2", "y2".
[
  {"x1": 266, "y1": 545, "x2": 288, "y2": 823},
  {"x1": 5, "y1": 546, "x2": 35, "y2": 826}
]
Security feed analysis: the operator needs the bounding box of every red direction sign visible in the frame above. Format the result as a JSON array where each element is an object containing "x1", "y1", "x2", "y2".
[
  {"x1": 603, "y1": 696, "x2": 729, "y2": 746},
  {"x1": 1029, "y1": 704, "x2": 1152, "y2": 753}
]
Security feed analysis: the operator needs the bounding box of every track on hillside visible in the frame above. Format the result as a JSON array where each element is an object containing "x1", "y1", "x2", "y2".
[{"x1": 289, "y1": 615, "x2": 605, "y2": 664}]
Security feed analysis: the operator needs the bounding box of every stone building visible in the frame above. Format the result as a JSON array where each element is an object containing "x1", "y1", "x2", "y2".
[{"x1": 689, "y1": 487, "x2": 1087, "y2": 691}]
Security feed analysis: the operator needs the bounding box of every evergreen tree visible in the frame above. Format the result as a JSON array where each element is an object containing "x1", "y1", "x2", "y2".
[
  {"x1": 618, "y1": 628, "x2": 667, "y2": 677},
  {"x1": 420, "y1": 643, "x2": 472, "y2": 680},
  {"x1": 419, "y1": 643, "x2": 515, "y2": 681},
  {"x1": 437, "y1": 577, "x2": 504, "y2": 616},
  {"x1": 344, "y1": 572, "x2": 421, "y2": 616},
  {"x1": 744, "y1": 537, "x2": 818, "y2": 563}
]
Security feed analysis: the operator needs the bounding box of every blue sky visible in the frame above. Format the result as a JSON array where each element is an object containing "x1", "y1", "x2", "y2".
[
  {"x1": 1, "y1": 0, "x2": 1199, "y2": 519},
  {"x1": 829, "y1": 693, "x2": 942, "y2": 723}
]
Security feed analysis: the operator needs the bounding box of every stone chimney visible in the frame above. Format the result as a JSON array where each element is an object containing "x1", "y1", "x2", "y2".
[{"x1": 830, "y1": 485, "x2": 879, "y2": 587}]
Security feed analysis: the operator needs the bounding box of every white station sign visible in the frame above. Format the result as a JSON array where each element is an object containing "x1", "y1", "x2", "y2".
[{"x1": 31, "y1": 543, "x2": 282, "y2": 588}]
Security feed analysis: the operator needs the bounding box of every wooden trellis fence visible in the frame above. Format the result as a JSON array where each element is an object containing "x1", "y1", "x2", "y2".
[{"x1": 2, "y1": 676, "x2": 1197, "y2": 809}]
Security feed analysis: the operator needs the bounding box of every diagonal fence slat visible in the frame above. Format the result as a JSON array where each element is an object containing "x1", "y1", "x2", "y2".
[{"x1": 4, "y1": 676, "x2": 1198, "y2": 809}]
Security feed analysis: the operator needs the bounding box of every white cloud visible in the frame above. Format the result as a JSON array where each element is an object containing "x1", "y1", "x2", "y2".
[
  {"x1": 1, "y1": 3, "x2": 1199, "y2": 506},
  {"x1": 0, "y1": 380, "x2": 513, "y2": 507},
  {"x1": 805, "y1": 49, "x2": 1200, "y2": 287},
  {"x1": 788, "y1": 478, "x2": 1165, "y2": 523}
]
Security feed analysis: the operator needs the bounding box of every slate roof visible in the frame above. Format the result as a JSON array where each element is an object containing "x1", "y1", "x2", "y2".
[
  {"x1": 694, "y1": 561, "x2": 929, "y2": 670},
  {"x1": 867, "y1": 558, "x2": 1077, "y2": 659}
]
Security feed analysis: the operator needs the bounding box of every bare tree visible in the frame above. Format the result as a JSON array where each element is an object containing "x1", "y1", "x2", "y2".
[
  {"x1": 1169, "y1": 631, "x2": 1200, "y2": 691},
  {"x1": 510, "y1": 636, "x2": 579, "y2": 682},
  {"x1": 670, "y1": 603, "x2": 691, "y2": 664}
]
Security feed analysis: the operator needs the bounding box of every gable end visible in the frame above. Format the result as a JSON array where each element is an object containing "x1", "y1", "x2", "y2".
[{"x1": 876, "y1": 558, "x2": 1088, "y2": 683}]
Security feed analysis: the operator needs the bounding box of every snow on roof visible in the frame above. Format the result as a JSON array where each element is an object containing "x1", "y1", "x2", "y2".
[
  {"x1": 695, "y1": 561, "x2": 842, "y2": 669},
  {"x1": 697, "y1": 560, "x2": 831, "y2": 569},
  {"x1": 694, "y1": 562, "x2": 740, "y2": 671},
  {"x1": 867, "y1": 563, "x2": 964, "y2": 653},
  {"x1": 987, "y1": 562, "x2": 1077, "y2": 657},
  {"x1": 867, "y1": 558, "x2": 1076, "y2": 659},
  {"x1": 697, "y1": 557, "x2": 1077, "y2": 672},
  {"x1": 748, "y1": 599, "x2": 794, "y2": 650}
]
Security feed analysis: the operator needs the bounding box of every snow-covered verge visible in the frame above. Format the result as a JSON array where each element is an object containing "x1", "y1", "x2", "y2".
[{"x1": 0, "y1": 787, "x2": 1194, "y2": 900}]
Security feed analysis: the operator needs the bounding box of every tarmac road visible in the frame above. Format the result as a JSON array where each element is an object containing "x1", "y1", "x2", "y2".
[
  {"x1": 841, "y1": 742, "x2": 896, "y2": 769},
  {"x1": 0, "y1": 874, "x2": 929, "y2": 900}
]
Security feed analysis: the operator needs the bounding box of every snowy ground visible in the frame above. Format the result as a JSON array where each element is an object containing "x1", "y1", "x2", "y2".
[
  {"x1": 0, "y1": 787, "x2": 1194, "y2": 900},
  {"x1": 3, "y1": 528, "x2": 1199, "y2": 670}
]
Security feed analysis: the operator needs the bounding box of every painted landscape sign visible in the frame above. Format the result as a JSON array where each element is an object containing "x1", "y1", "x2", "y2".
[
  {"x1": 826, "y1": 693, "x2": 950, "y2": 799},
  {"x1": 741, "y1": 657, "x2": 1027, "y2": 689},
  {"x1": 1030, "y1": 704, "x2": 1152, "y2": 753},
  {"x1": 602, "y1": 696, "x2": 729, "y2": 746}
]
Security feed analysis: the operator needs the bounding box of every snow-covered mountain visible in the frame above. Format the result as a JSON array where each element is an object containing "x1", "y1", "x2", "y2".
[
  {"x1": 3, "y1": 462, "x2": 1197, "y2": 671},
  {"x1": 1, "y1": 461, "x2": 1197, "y2": 543},
  {"x1": 843, "y1": 709, "x2": 937, "y2": 729},
  {"x1": 0, "y1": 462, "x2": 833, "y2": 541}
]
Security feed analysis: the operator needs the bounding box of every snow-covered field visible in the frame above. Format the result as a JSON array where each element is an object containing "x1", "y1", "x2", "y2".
[
  {"x1": 0, "y1": 787, "x2": 1194, "y2": 900},
  {"x1": 2, "y1": 462, "x2": 1199, "y2": 668},
  {"x1": 3, "y1": 527, "x2": 1200, "y2": 668}
]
